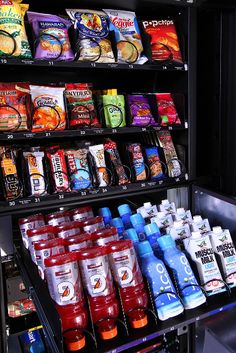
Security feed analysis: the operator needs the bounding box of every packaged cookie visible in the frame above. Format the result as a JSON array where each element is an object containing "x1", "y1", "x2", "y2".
[
  {"x1": 0, "y1": 0, "x2": 31, "y2": 58},
  {"x1": 66, "y1": 148, "x2": 92, "y2": 191},
  {"x1": 157, "y1": 131, "x2": 181, "y2": 177},
  {"x1": 128, "y1": 95, "x2": 157, "y2": 126},
  {"x1": 30, "y1": 85, "x2": 66, "y2": 132},
  {"x1": 104, "y1": 9, "x2": 147, "y2": 64},
  {"x1": 142, "y1": 20, "x2": 183, "y2": 63},
  {"x1": 89, "y1": 144, "x2": 109, "y2": 187},
  {"x1": 156, "y1": 93, "x2": 181, "y2": 125},
  {"x1": 46, "y1": 146, "x2": 70, "y2": 193},
  {"x1": 66, "y1": 9, "x2": 115, "y2": 63},
  {"x1": 145, "y1": 146, "x2": 164, "y2": 180},
  {"x1": 23, "y1": 149, "x2": 47, "y2": 196},
  {"x1": 102, "y1": 94, "x2": 126, "y2": 128},
  {"x1": 127, "y1": 143, "x2": 146, "y2": 181},
  {"x1": 0, "y1": 82, "x2": 30, "y2": 131},
  {"x1": 65, "y1": 83, "x2": 100, "y2": 128},
  {"x1": 27, "y1": 12, "x2": 74, "y2": 61}
]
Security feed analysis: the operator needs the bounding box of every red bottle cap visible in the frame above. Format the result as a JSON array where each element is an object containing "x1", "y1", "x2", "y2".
[
  {"x1": 64, "y1": 233, "x2": 92, "y2": 246},
  {"x1": 46, "y1": 210, "x2": 71, "y2": 222},
  {"x1": 18, "y1": 213, "x2": 44, "y2": 225},
  {"x1": 107, "y1": 239, "x2": 132, "y2": 253},
  {"x1": 81, "y1": 216, "x2": 103, "y2": 227},
  {"x1": 91, "y1": 227, "x2": 117, "y2": 241},
  {"x1": 55, "y1": 221, "x2": 82, "y2": 233},
  {"x1": 27, "y1": 225, "x2": 56, "y2": 238},
  {"x1": 45, "y1": 252, "x2": 78, "y2": 268},
  {"x1": 34, "y1": 238, "x2": 64, "y2": 251},
  {"x1": 72, "y1": 206, "x2": 93, "y2": 216},
  {"x1": 76, "y1": 246, "x2": 108, "y2": 260}
]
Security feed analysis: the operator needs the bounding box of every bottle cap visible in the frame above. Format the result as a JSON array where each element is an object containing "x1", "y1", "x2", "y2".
[
  {"x1": 110, "y1": 217, "x2": 124, "y2": 229},
  {"x1": 64, "y1": 331, "x2": 86, "y2": 351},
  {"x1": 212, "y1": 226, "x2": 223, "y2": 234},
  {"x1": 137, "y1": 241, "x2": 153, "y2": 257},
  {"x1": 161, "y1": 199, "x2": 169, "y2": 205},
  {"x1": 100, "y1": 326, "x2": 118, "y2": 340},
  {"x1": 157, "y1": 235, "x2": 175, "y2": 251},
  {"x1": 108, "y1": 239, "x2": 132, "y2": 253},
  {"x1": 131, "y1": 315, "x2": 148, "y2": 329},
  {"x1": 143, "y1": 202, "x2": 152, "y2": 209},
  {"x1": 191, "y1": 231, "x2": 202, "y2": 239},
  {"x1": 173, "y1": 221, "x2": 183, "y2": 228},
  {"x1": 193, "y1": 215, "x2": 203, "y2": 223},
  {"x1": 76, "y1": 246, "x2": 108, "y2": 260},
  {"x1": 34, "y1": 238, "x2": 64, "y2": 250},
  {"x1": 118, "y1": 204, "x2": 132, "y2": 217},
  {"x1": 130, "y1": 213, "x2": 145, "y2": 227},
  {"x1": 98, "y1": 207, "x2": 112, "y2": 218},
  {"x1": 144, "y1": 223, "x2": 160, "y2": 236},
  {"x1": 91, "y1": 227, "x2": 118, "y2": 240},
  {"x1": 27, "y1": 225, "x2": 56, "y2": 237},
  {"x1": 124, "y1": 228, "x2": 139, "y2": 242},
  {"x1": 18, "y1": 213, "x2": 44, "y2": 225},
  {"x1": 176, "y1": 208, "x2": 185, "y2": 214}
]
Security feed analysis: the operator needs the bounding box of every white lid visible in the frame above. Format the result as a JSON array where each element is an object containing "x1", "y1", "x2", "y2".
[
  {"x1": 174, "y1": 220, "x2": 183, "y2": 228},
  {"x1": 144, "y1": 202, "x2": 152, "y2": 209},
  {"x1": 212, "y1": 226, "x2": 223, "y2": 235},
  {"x1": 193, "y1": 215, "x2": 203, "y2": 222},
  {"x1": 158, "y1": 211, "x2": 167, "y2": 218},
  {"x1": 191, "y1": 231, "x2": 202, "y2": 239},
  {"x1": 162, "y1": 199, "x2": 169, "y2": 206},
  {"x1": 177, "y1": 208, "x2": 185, "y2": 214}
]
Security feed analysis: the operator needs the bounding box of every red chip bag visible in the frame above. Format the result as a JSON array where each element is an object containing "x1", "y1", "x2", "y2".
[{"x1": 156, "y1": 93, "x2": 181, "y2": 126}]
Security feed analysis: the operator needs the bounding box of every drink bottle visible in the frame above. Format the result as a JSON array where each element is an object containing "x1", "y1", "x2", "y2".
[
  {"x1": 98, "y1": 207, "x2": 112, "y2": 227},
  {"x1": 144, "y1": 223, "x2": 161, "y2": 255},
  {"x1": 130, "y1": 214, "x2": 146, "y2": 241},
  {"x1": 123, "y1": 228, "x2": 139, "y2": 253},
  {"x1": 18, "y1": 213, "x2": 45, "y2": 248},
  {"x1": 91, "y1": 228, "x2": 119, "y2": 246},
  {"x1": 55, "y1": 221, "x2": 82, "y2": 239},
  {"x1": 27, "y1": 225, "x2": 56, "y2": 263},
  {"x1": 118, "y1": 204, "x2": 132, "y2": 229},
  {"x1": 110, "y1": 217, "x2": 125, "y2": 239},
  {"x1": 72, "y1": 206, "x2": 94, "y2": 221},
  {"x1": 63, "y1": 233, "x2": 92, "y2": 252},
  {"x1": 46, "y1": 210, "x2": 71, "y2": 226}
]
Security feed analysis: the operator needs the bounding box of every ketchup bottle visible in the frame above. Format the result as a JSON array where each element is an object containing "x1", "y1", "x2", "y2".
[
  {"x1": 77, "y1": 246, "x2": 120, "y2": 340},
  {"x1": 45, "y1": 253, "x2": 88, "y2": 351},
  {"x1": 107, "y1": 240, "x2": 149, "y2": 329}
]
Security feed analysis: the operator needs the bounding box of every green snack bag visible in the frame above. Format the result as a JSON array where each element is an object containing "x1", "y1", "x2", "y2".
[{"x1": 102, "y1": 95, "x2": 126, "y2": 128}]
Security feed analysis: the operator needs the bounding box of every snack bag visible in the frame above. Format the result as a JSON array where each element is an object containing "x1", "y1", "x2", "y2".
[
  {"x1": 102, "y1": 94, "x2": 126, "y2": 128},
  {"x1": 65, "y1": 83, "x2": 100, "y2": 128},
  {"x1": 0, "y1": 146, "x2": 22, "y2": 200},
  {"x1": 104, "y1": 139, "x2": 129, "y2": 185},
  {"x1": 145, "y1": 146, "x2": 164, "y2": 180},
  {"x1": 30, "y1": 85, "x2": 66, "y2": 132},
  {"x1": 0, "y1": 0, "x2": 31, "y2": 58},
  {"x1": 66, "y1": 148, "x2": 92, "y2": 190},
  {"x1": 27, "y1": 12, "x2": 74, "y2": 61},
  {"x1": 23, "y1": 149, "x2": 47, "y2": 196},
  {"x1": 103, "y1": 9, "x2": 147, "y2": 64},
  {"x1": 46, "y1": 146, "x2": 70, "y2": 193},
  {"x1": 66, "y1": 9, "x2": 115, "y2": 63},
  {"x1": 128, "y1": 95, "x2": 157, "y2": 126},
  {"x1": 157, "y1": 131, "x2": 181, "y2": 177},
  {"x1": 89, "y1": 144, "x2": 109, "y2": 187},
  {"x1": 142, "y1": 20, "x2": 183, "y2": 63},
  {"x1": 0, "y1": 82, "x2": 30, "y2": 131},
  {"x1": 127, "y1": 143, "x2": 146, "y2": 181},
  {"x1": 156, "y1": 93, "x2": 181, "y2": 125}
]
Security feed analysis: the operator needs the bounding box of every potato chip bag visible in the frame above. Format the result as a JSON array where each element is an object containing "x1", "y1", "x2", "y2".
[
  {"x1": 0, "y1": 0, "x2": 31, "y2": 58},
  {"x1": 103, "y1": 9, "x2": 147, "y2": 64},
  {"x1": 66, "y1": 9, "x2": 115, "y2": 63},
  {"x1": 27, "y1": 11, "x2": 74, "y2": 61},
  {"x1": 30, "y1": 85, "x2": 66, "y2": 132}
]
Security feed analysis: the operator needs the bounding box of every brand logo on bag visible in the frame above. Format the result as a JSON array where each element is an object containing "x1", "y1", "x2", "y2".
[
  {"x1": 112, "y1": 17, "x2": 134, "y2": 29},
  {"x1": 142, "y1": 20, "x2": 174, "y2": 28}
]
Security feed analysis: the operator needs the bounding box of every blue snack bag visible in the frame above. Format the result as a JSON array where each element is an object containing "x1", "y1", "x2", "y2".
[{"x1": 145, "y1": 146, "x2": 164, "y2": 180}]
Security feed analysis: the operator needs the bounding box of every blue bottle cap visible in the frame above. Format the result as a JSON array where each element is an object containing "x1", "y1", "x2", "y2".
[
  {"x1": 144, "y1": 223, "x2": 160, "y2": 237},
  {"x1": 110, "y1": 217, "x2": 124, "y2": 229},
  {"x1": 118, "y1": 204, "x2": 132, "y2": 217},
  {"x1": 137, "y1": 241, "x2": 153, "y2": 257},
  {"x1": 130, "y1": 213, "x2": 145, "y2": 227},
  {"x1": 157, "y1": 235, "x2": 175, "y2": 251},
  {"x1": 98, "y1": 207, "x2": 112, "y2": 218},
  {"x1": 124, "y1": 228, "x2": 139, "y2": 243}
]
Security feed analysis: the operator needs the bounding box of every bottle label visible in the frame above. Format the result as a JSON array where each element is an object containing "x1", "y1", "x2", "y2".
[
  {"x1": 58, "y1": 228, "x2": 78, "y2": 239},
  {"x1": 83, "y1": 221, "x2": 104, "y2": 233},
  {"x1": 94, "y1": 234, "x2": 119, "y2": 246},
  {"x1": 28, "y1": 233, "x2": 54, "y2": 263},
  {"x1": 109, "y1": 247, "x2": 142, "y2": 287},
  {"x1": 19, "y1": 219, "x2": 45, "y2": 248},
  {"x1": 79, "y1": 255, "x2": 113, "y2": 297},
  {"x1": 46, "y1": 260, "x2": 83, "y2": 305},
  {"x1": 35, "y1": 245, "x2": 65, "y2": 279},
  {"x1": 67, "y1": 241, "x2": 88, "y2": 252}
]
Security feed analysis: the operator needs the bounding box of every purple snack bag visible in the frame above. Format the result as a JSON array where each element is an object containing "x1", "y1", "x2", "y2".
[
  {"x1": 128, "y1": 95, "x2": 158, "y2": 126},
  {"x1": 27, "y1": 12, "x2": 74, "y2": 61}
]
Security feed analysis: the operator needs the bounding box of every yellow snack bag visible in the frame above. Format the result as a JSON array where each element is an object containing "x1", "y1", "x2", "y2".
[{"x1": 0, "y1": 0, "x2": 32, "y2": 58}]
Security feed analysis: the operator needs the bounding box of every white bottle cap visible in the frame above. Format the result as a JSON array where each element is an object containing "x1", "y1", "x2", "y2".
[
  {"x1": 144, "y1": 202, "x2": 152, "y2": 209},
  {"x1": 177, "y1": 208, "x2": 185, "y2": 214},
  {"x1": 158, "y1": 211, "x2": 167, "y2": 218},
  {"x1": 191, "y1": 231, "x2": 202, "y2": 239},
  {"x1": 162, "y1": 199, "x2": 169, "y2": 205},
  {"x1": 193, "y1": 215, "x2": 203, "y2": 223},
  {"x1": 174, "y1": 220, "x2": 183, "y2": 228},
  {"x1": 212, "y1": 226, "x2": 223, "y2": 235}
]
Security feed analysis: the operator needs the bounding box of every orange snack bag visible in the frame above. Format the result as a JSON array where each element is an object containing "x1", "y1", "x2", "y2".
[{"x1": 30, "y1": 85, "x2": 66, "y2": 132}]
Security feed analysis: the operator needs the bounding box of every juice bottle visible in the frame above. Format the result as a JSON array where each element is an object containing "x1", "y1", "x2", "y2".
[
  {"x1": 27, "y1": 225, "x2": 56, "y2": 263},
  {"x1": 91, "y1": 228, "x2": 119, "y2": 246},
  {"x1": 64, "y1": 233, "x2": 92, "y2": 252},
  {"x1": 77, "y1": 246, "x2": 120, "y2": 340},
  {"x1": 45, "y1": 253, "x2": 88, "y2": 351},
  {"x1": 107, "y1": 240, "x2": 149, "y2": 329}
]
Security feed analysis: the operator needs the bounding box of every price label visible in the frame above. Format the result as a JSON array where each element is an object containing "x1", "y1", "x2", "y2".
[
  {"x1": 142, "y1": 127, "x2": 147, "y2": 132},
  {"x1": 163, "y1": 65, "x2": 167, "y2": 70},
  {"x1": 9, "y1": 201, "x2": 16, "y2": 207},
  {"x1": 141, "y1": 183, "x2": 146, "y2": 188},
  {"x1": 7, "y1": 134, "x2": 13, "y2": 139},
  {"x1": 58, "y1": 194, "x2": 64, "y2": 200},
  {"x1": 112, "y1": 129, "x2": 117, "y2": 133},
  {"x1": 170, "y1": 326, "x2": 175, "y2": 331},
  {"x1": 34, "y1": 198, "x2": 41, "y2": 203},
  {"x1": 80, "y1": 130, "x2": 86, "y2": 135},
  {"x1": 159, "y1": 180, "x2": 163, "y2": 185},
  {"x1": 48, "y1": 61, "x2": 54, "y2": 66},
  {"x1": 142, "y1": 337, "x2": 147, "y2": 342},
  {"x1": 22, "y1": 60, "x2": 33, "y2": 65},
  {"x1": 169, "y1": 126, "x2": 173, "y2": 130},
  {"x1": 0, "y1": 58, "x2": 7, "y2": 64},
  {"x1": 45, "y1": 132, "x2": 51, "y2": 137},
  {"x1": 122, "y1": 185, "x2": 127, "y2": 190},
  {"x1": 102, "y1": 188, "x2": 108, "y2": 193},
  {"x1": 108, "y1": 64, "x2": 118, "y2": 68},
  {"x1": 95, "y1": 129, "x2": 104, "y2": 134},
  {"x1": 24, "y1": 133, "x2": 34, "y2": 138},
  {"x1": 81, "y1": 191, "x2": 87, "y2": 196},
  {"x1": 90, "y1": 62, "x2": 96, "y2": 67},
  {"x1": 128, "y1": 64, "x2": 134, "y2": 69}
]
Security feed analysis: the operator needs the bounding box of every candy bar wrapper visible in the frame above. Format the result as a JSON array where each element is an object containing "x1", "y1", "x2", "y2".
[
  {"x1": 127, "y1": 143, "x2": 146, "y2": 181},
  {"x1": 30, "y1": 85, "x2": 66, "y2": 132},
  {"x1": 128, "y1": 95, "x2": 157, "y2": 126},
  {"x1": 27, "y1": 12, "x2": 74, "y2": 61},
  {"x1": 65, "y1": 83, "x2": 100, "y2": 128},
  {"x1": 89, "y1": 144, "x2": 109, "y2": 187},
  {"x1": 66, "y1": 9, "x2": 115, "y2": 63},
  {"x1": 66, "y1": 148, "x2": 92, "y2": 190},
  {"x1": 23, "y1": 150, "x2": 47, "y2": 196},
  {"x1": 102, "y1": 95, "x2": 126, "y2": 128},
  {"x1": 46, "y1": 147, "x2": 70, "y2": 193},
  {"x1": 145, "y1": 146, "x2": 164, "y2": 180},
  {"x1": 104, "y1": 139, "x2": 129, "y2": 185},
  {"x1": 0, "y1": 146, "x2": 22, "y2": 200},
  {"x1": 156, "y1": 93, "x2": 181, "y2": 126},
  {"x1": 0, "y1": 82, "x2": 30, "y2": 131},
  {"x1": 142, "y1": 19, "x2": 183, "y2": 63},
  {"x1": 104, "y1": 9, "x2": 147, "y2": 64},
  {"x1": 157, "y1": 131, "x2": 181, "y2": 177}
]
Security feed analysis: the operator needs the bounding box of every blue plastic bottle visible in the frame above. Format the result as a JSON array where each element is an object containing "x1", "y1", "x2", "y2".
[
  {"x1": 157, "y1": 235, "x2": 206, "y2": 309},
  {"x1": 118, "y1": 204, "x2": 132, "y2": 229},
  {"x1": 144, "y1": 223, "x2": 161, "y2": 256},
  {"x1": 130, "y1": 213, "x2": 146, "y2": 241},
  {"x1": 98, "y1": 207, "x2": 112, "y2": 227},
  {"x1": 110, "y1": 217, "x2": 125, "y2": 239},
  {"x1": 138, "y1": 241, "x2": 184, "y2": 321},
  {"x1": 123, "y1": 228, "x2": 139, "y2": 252}
]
